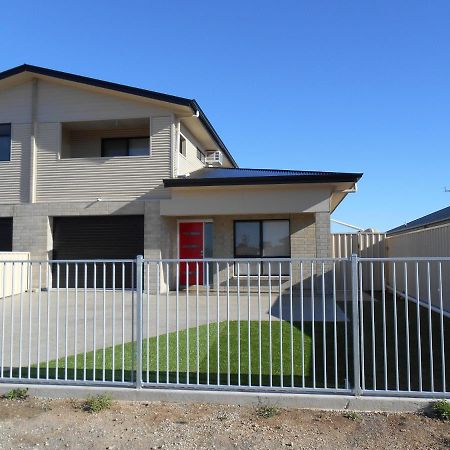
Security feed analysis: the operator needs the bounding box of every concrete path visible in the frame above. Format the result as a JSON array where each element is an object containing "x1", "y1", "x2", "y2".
[{"x1": 0, "y1": 289, "x2": 348, "y2": 367}]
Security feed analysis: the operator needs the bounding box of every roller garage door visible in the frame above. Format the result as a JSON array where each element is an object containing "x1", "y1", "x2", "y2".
[
  {"x1": 0, "y1": 218, "x2": 13, "y2": 251},
  {"x1": 52, "y1": 215, "x2": 144, "y2": 288}
]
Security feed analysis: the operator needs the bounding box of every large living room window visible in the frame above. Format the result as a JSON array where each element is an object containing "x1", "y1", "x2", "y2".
[
  {"x1": 234, "y1": 220, "x2": 290, "y2": 275},
  {"x1": 101, "y1": 137, "x2": 149, "y2": 157},
  {"x1": 0, "y1": 123, "x2": 11, "y2": 161}
]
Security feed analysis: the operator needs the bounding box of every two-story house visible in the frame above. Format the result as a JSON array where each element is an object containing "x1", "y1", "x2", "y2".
[{"x1": 0, "y1": 64, "x2": 362, "y2": 289}]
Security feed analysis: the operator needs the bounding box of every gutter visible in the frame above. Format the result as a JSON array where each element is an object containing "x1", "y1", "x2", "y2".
[
  {"x1": 190, "y1": 100, "x2": 238, "y2": 168},
  {"x1": 164, "y1": 173, "x2": 363, "y2": 188}
]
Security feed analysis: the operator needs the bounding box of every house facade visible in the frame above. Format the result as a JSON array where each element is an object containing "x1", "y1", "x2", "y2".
[{"x1": 0, "y1": 65, "x2": 362, "y2": 289}]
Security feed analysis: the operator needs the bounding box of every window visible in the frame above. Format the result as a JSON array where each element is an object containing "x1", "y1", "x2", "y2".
[
  {"x1": 101, "y1": 137, "x2": 149, "y2": 157},
  {"x1": 196, "y1": 147, "x2": 205, "y2": 163},
  {"x1": 129, "y1": 137, "x2": 150, "y2": 156},
  {"x1": 234, "y1": 220, "x2": 290, "y2": 275},
  {"x1": 235, "y1": 222, "x2": 261, "y2": 257},
  {"x1": 262, "y1": 221, "x2": 290, "y2": 257},
  {"x1": 0, "y1": 124, "x2": 11, "y2": 161},
  {"x1": 179, "y1": 135, "x2": 186, "y2": 156}
]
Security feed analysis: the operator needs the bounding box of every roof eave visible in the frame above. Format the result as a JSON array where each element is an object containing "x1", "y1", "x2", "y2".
[
  {"x1": 0, "y1": 64, "x2": 238, "y2": 167},
  {"x1": 0, "y1": 64, "x2": 193, "y2": 107},
  {"x1": 163, "y1": 173, "x2": 362, "y2": 188}
]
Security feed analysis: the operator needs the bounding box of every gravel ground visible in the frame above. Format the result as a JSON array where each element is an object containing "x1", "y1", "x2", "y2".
[{"x1": 0, "y1": 396, "x2": 449, "y2": 449}]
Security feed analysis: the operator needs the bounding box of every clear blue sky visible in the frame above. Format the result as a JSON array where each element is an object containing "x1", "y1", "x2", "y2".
[{"x1": 1, "y1": 1, "x2": 449, "y2": 232}]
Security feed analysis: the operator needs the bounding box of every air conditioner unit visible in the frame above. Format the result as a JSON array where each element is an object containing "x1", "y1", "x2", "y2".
[{"x1": 205, "y1": 150, "x2": 224, "y2": 166}]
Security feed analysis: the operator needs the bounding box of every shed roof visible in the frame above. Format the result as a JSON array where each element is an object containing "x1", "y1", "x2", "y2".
[{"x1": 387, "y1": 205, "x2": 450, "y2": 234}]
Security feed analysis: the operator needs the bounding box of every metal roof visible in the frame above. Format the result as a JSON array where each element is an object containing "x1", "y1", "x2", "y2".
[
  {"x1": 164, "y1": 167, "x2": 363, "y2": 187},
  {"x1": 0, "y1": 64, "x2": 238, "y2": 167},
  {"x1": 387, "y1": 205, "x2": 450, "y2": 234}
]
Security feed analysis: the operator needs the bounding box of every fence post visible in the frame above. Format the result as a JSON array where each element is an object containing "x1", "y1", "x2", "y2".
[
  {"x1": 351, "y1": 253, "x2": 362, "y2": 396},
  {"x1": 135, "y1": 255, "x2": 144, "y2": 389}
]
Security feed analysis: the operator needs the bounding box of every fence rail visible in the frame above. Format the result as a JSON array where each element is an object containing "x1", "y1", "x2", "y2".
[{"x1": 0, "y1": 256, "x2": 448, "y2": 399}]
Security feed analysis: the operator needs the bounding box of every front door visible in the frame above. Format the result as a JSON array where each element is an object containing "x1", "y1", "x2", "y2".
[{"x1": 179, "y1": 222, "x2": 204, "y2": 285}]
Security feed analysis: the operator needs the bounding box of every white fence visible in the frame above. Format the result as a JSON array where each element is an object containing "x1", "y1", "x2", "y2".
[
  {"x1": 0, "y1": 253, "x2": 30, "y2": 298},
  {"x1": 0, "y1": 256, "x2": 448, "y2": 398}
]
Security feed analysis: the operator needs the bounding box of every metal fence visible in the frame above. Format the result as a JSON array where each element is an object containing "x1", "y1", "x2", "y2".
[{"x1": 0, "y1": 256, "x2": 448, "y2": 399}]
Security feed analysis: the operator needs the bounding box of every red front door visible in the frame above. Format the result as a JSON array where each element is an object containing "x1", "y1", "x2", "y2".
[{"x1": 179, "y1": 222, "x2": 204, "y2": 285}]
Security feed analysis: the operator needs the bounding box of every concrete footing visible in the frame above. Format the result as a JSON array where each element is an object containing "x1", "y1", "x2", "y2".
[{"x1": 0, "y1": 383, "x2": 435, "y2": 413}]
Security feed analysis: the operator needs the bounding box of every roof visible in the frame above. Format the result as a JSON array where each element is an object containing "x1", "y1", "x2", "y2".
[
  {"x1": 0, "y1": 64, "x2": 237, "y2": 167},
  {"x1": 388, "y1": 205, "x2": 450, "y2": 234},
  {"x1": 163, "y1": 167, "x2": 363, "y2": 187}
]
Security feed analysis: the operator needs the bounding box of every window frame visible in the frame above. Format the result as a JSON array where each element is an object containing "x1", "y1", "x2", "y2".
[
  {"x1": 196, "y1": 147, "x2": 206, "y2": 163},
  {"x1": 0, "y1": 123, "x2": 12, "y2": 162},
  {"x1": 179, "y1": 134, "x2": 187, "y2": 157},
  {"x1": 100, "y1": 136, "x2": 150, "y2": 158},
  {"x1": 233, "y1": 219, "x2": 291, "y2": 275}
]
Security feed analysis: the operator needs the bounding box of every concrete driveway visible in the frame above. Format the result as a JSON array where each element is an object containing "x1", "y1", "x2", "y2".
[{"x1": 0, "y1": 288, "x2": 348, "y2": 368}]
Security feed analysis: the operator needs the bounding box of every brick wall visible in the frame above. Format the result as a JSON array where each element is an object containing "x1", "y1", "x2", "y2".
[{"x1": 202, "y1": 213, "x2": 326, "y2": 289}]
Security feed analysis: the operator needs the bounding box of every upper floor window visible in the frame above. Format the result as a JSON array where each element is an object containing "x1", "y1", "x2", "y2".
[
  {"x1": 179, "y1": 135, "x2": 187, "y2": 157},
  {"x1": 61, "y1": 118, "x2": 150, "y2": 159},
  {"x1": 0, "y1": 124, "x2": 11, "y2": 161},
  {"x1": 196, "y1": 147, "x2": 205, "y2": 163},
  {"x1": 101, "y1": 137, "x2": 149, "y2": 157}
]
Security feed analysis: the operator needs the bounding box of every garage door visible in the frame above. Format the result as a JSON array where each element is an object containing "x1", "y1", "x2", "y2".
[
  {"x1": 52, "y1": 216, "x2": 144, "y2": 288},
  {"x1": 0, "y1": 218, "x2": 13, "y2": 251}
]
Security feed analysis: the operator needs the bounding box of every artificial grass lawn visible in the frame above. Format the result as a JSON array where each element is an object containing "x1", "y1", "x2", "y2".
[
  {"x1": 45, "y1": 321, "x2": 324, "y2": 385},
  {"x1": 35, "y1": 320, "x2": 349, "y2": 387},
  {"x1": 13, "y1": 291, "x2": 448, "y2": 391}
]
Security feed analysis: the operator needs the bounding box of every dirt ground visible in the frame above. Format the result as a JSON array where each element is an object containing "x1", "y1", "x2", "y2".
[{"x1": 0, "y1": 396, "x2": 449, "y2": 450}]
